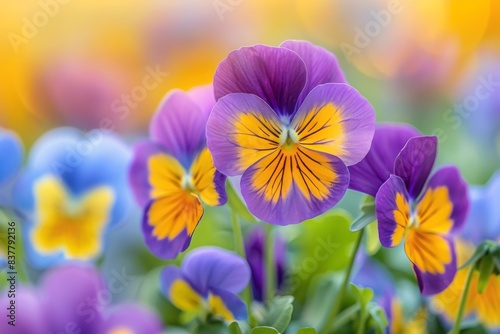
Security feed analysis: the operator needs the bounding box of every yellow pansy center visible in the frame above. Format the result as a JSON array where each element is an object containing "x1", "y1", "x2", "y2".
[
  {"x1": 107, "y1": 327, "x2": 134, "y2": 334},
  {"x1": 31, "y1": 176, "x2": 114, "y2": 260}
]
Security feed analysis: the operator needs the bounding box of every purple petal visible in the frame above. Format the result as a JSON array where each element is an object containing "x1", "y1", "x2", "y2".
[
  {"x1": 150, "y1": 89, "x2": 210, "y2": 165},
  {"x1": 0, "y1": 288, "x2": 48, "y2": 334},
  {"x1": 39, "y1": 265, "x2": 105, "y2": 333},
  {"x1": 280, "y1": 40, "x2": 346, "y2": 105},
  {"x1": 206, "y1": 93, "x2": 282, "y2": 176},
  {"x1": 159, "y1": 266, "x2": 183, "y2": 298},
  {"x1": 409, "y1": 236, "x2": 457, "y2": 295},
  {"x1": 394, "y1": 136, "x2": 437, "y2": 199},
  {"x1": 209, "y1": 287, "x2": 248, "y2": 321},
  {"x1": 187, "y1": 84, "x2": 216, "y2": 116},
  {"x1": 349, "y1": 124, "x2": 421, "y2": 197},
  {"x1": 214, "y1": 44, "x2": 307, "y2": 116},
  {"x1": 102, "y1": 304, "x2": 163, "y2": 334},
  {"x1": 292, "y1": 83, "x2": 375, "y2": 166},
  {"x1": 244, "y1": 227, "x2": 286, "y2": 301},
  {"x1": 129, "y1": 141, "x2": 164, "y2": 208},
  {"x1": 376, "y1": 175, "x2": 410, "y2": 248},
  {"x1": 240, "y1": 149, "x2": 349, "y2": 225},
  {"x1": 182, "y1": 247, "x2": 250, "y2": 296},
  {"x1": 424, "y1": 166, "x2": 469, "y2": 234}
]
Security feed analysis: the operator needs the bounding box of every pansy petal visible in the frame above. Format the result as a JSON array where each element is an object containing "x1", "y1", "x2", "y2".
[
  {"x1": 241, "y1": 148, "x2": 349, "y2": 225},
  {"x1": 129, "y1": 141, "x2": 165, "y2": 208},
  {"x1": 0, "y1": 288, "x2": 47, "y2": 334},
  {"x1": 206, "y1": 93, "x2": 282, "y2": 176},
  {"x1": 159, "y1": 266, "x2": 183, "y2": 298},
  {"x1": 142, "y1": 196, "x2": 203, "y2": 259},
  {"x1": 187, "y1": 84, "x2": 216, "y2": 116},
  {"x1": 349, "y1": 124, "x2": 421, "y2": 197},
  {"x1": 167, "y1": 277, "x2": 203, "y2": 311},
  {"x1": 102, "y1": 304, "x2": 163, "y2": 334},
  {"x1": 190, "y1": 148, "x2": 227, "y2": 206},
  {"x1": 418, "y1": 166, "x2": 469, "y2": 234},
  {"x1": 280, "y1": 40, "x2": 346, "y2": 104},
  {"x1": 394, "y1": 136, "x2": 437, "y2": 199},
  {"x1": 150, "y1": 90, "x2": 209, "y2": 164},
  {"x1": 376, "y1": 175, "x2": 411, "y2": 248},
  {"x1": 406, "y1": 233, "x2": 457, "y2": 295},
  {"x1": 292, "y1": 83, "x2": 375, "y2": 166},
  {"x1": 209, "y1": 287, "x2": 247, "y2": 321},
  {"x1": 214, "y1": 44, "x2": 306, "y2": 116},
  {"x1": 0, "y1": 128, "x2": 23, "y2": 185},
  {"x1": 182, "y1": 247, "x2": 250, "y2": 296}
]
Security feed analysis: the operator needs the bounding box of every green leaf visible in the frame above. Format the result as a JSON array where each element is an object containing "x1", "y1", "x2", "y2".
[
  {"x1": 229, "y1": 322, "x2": 243, "y2": 334},
  {"x1": 367, "y1": 303, "x2": 388, "y2": 334},
  {"x1": 297, "y1": 328, "x2": 317, "y2": 334},
  {"x1": 351, "y1": 196, "x2": 376, "y2": 231},
  {"x1": 459, "y1": 242, "x2": 489, "y2": 270},
  {"x1": 477, "y1": 254, "x2": 495, "y2": 294},
  {"x1": 365, "y1": 221, "x2": 381, "y2": 255},
  {"x1": 250, "y1": 327, "x2": 279, "y2": 334},
  {"x1": 226, "y1": 180, "x2": 256, "y2": 222},
  {"x1": 350, "y1": 283, "x2": 374, "y2": 308},
  {"x1": 260, "y1": 296, "x2": 294, "y2": 333},
  {"x1": 300, "y1": 274, "x2": 342, "y2": 328}
]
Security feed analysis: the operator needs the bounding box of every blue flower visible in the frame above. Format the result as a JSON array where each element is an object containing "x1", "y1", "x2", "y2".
[
  {"x1": 14, "y1": 128, "x2": 131, "y2": 268},
  {"x1": 160, "y1": 247, "x2": 250, "y2": 321}
]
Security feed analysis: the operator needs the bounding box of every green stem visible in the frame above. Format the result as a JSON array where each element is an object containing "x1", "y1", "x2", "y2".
[
  {"x1": 320, "y1": 229, "x2": 364, "y2": 334},
  {"x1": 230, "y1": 210, "x2": 256, "y2": 327},
  {"x1": 356, "y1": 308, "x2": 367, "y2": 334},
  {"x1": 451, "y1": 265, "x2": 475, "y2": 334},
  {"x1": 265, "y1": 223, "x2": 275, "y2": 302}
]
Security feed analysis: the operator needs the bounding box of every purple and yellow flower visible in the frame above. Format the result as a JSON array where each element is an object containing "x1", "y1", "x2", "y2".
[
  {"x1": 13, "y1": 128, "x2": 131, "y2": 268},
  {"x1": 244, "y1": 227, "x2": 286, "y2": 301},
  {"x1": 206, "y1": 40, "x2": 375, "y2": 225},
  {"x1": 160, "y1": 247, "x2": 250, "y2": 321},
  {"x1": 350, "y1": 124, "x2": 469, "y2": 295},
  {"x1": 129, "y1": 85, "x2": 227, "y2": 259},
  {"x1": 433, "y1": 171, "x2": 500, "y2": 329}
]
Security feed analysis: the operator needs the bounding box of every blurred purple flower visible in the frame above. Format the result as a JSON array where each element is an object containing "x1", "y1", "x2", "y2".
[
  {"x1": 244, "y1": 227, "x2": 286, "y2": 302},
  {"x1": 160, "y1": 247, "x2": 250, "y2": 321}
]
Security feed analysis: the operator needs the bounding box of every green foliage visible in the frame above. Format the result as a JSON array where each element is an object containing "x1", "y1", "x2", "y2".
[
  {"x1": 229, "y1": 322, "x2": 244, "y2": 334},
  {"x1": 296, "y1": 328, "x2": 317, "y2": 334},
  {"x1": 259, "y1": 296, "x2": 294, "y2": 333},
  {"x1": 350, "y1": 196, "x2": 377, "y2": 232},
  {"x1": 250, "y1": 327, "x2": 279, "y2": 334},
  {"x1": 226, "y1": 180, "x2": 256, "y2": 222}
]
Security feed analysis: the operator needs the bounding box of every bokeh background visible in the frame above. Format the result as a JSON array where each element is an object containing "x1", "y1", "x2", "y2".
[{"x1": 1, "y1": 0, "x2": 499, "y2": 332}]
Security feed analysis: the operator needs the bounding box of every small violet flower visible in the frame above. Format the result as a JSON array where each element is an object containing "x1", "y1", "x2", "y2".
[
  {"x1": 244, "y1": 227, "x2": 286, "y2": 302},
  {"x1": 160, "y1": 247, "x2": 250, "y2": 321},
  {"x1": 349, "y1": 124, "x2": 469, "y2": 295},
  {"x1": 14, "y1": 128, "x2": 131, "y2": 268},
  {"x1": 206, "y1": 40, "x2": 375, "y2": 225},
  {"x1": 129, "y1": 85, "x2": 227, "y2": 259}
]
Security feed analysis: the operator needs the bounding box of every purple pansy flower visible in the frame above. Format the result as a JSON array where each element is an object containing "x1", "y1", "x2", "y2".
[
  {"x1": 244, "y1": 227, "x2": 286, "y2": 302},
  {"x1": 0, "y1": 265, "x2": 105, "y2": 333},
  {"x1": 206, "y1": 40, "x2": 375, "y2": 225},
  {"x1": 101, "y1": 304, "x2": 164, "y2": 334},
  {"x1": 349, "y1": 124, "x2": 469, "y2": 295},
  {"x1": 160, "y1": 247, "x2": 250, "y2": 321},
  {"x1": 129, "y1": 85, "x2": 227, "y2": 259}
]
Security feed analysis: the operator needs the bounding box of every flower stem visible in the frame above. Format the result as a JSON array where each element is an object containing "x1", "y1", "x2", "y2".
[
  {"x1": 230, "y1": 210, "x2": 256, "y2": 326},
  {"x1": 451, "y1": 265, "x2": 475, "y2": 334},
  {"x1": 320, "y1": 228, "x2": 364, "y2": 334},
  {"x1": 265, "y1": 223, "x2": 275, "y2": 302}
]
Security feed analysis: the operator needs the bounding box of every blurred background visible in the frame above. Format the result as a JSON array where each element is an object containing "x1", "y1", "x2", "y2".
[
  {"x1": 1, "y1": 0, "x2": 499, "y2": 184},
  {"x1": 1, "y1": 0, "x2": 500, "y2": 332}
]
